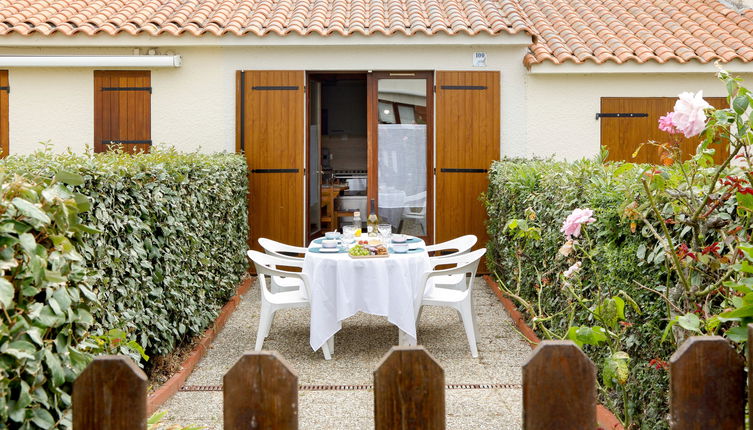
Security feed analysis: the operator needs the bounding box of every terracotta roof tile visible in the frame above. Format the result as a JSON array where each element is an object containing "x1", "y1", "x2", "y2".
[
  {"x1": 524, "y1": 0, "x2": 753, "y2": 66},
  {"x1": 0, "y1": 0, "x2": 530, "y2": 37}
]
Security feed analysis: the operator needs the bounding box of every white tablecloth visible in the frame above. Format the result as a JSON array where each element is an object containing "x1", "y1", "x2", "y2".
[{"x1": 303, "y1": 241, "x2": 431, "y2": 351}]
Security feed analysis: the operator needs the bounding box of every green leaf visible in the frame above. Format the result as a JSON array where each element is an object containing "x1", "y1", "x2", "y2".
[
  {"x1": 12, "y1": 198, "x2": 51, "y2": 225},
  {"x1": 568, "y1": 326, "x2": 607, "y2": 347},
  {"x1": 55, "y1": 170, "x2": 85, "y2": 186},
  {"x1": 720, "y1": 304, "x2": 753, "y2": 319},
  {"x1": 677, "y1": 313, "x2": 701, "y2": 333},
  {"x1": 18, "y1": 233, "x2": 37, "y2": 254},
  {"x1": 613, "y1": 296, "x2": 625, "y2": 321},
  {"x1": 613, "y1": 163, "x2": 634, "y2": 176},
  {"x1": 0, "y1": 277, "x2": 13, "y2": 308},
  {"x1": 30, "y1": 407, "x2": 55, "y2": 428},
  {"x1": 661, "y1": 318, "x2": 678, "y2": 343},
  {"x1": 603, "y1": 352, "x2": 630, "y2": 388},
  {"x1": 738, "y1": 192, "x2": 753, "y2": 213},
  {"x1": 725, "y1": 326, "x2": 748, "y2": 343},
  {"x1": 44, "y1": 349, "x2": 65, "y2": 387},
  {"x1": 148, "y1": 411, "x2": 168, "y2": 425},
  {"x1": 618, "y1": 290, "x2": 642, "y2": 315},
  {"x1": 733, "y1": 94, "x2": 749, "y2": 115},
  {"x1": 73, "y1": 193, "x2": 91, "y2": 212}
]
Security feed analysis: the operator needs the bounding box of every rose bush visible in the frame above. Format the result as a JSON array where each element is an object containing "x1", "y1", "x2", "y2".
[{"x1": 486, "y1": 69, "x2": 753, "y2": 428}]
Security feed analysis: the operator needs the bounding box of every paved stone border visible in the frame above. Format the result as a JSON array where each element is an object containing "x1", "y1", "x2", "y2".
[
  {"x1": 482, "y1": 275, "x2": 623, "y2": 430},
  {"x1": 147, "y1": 275, "x2": 254, "y2": 414}
]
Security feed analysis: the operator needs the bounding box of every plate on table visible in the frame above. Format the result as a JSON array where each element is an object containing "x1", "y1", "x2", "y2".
[
  {"x1": 309, "y1": 246, "x2": 345, "y2": 254},
  {"x1": 312, "y1": 238, "x2": 342, "y2": 246},
  {"x1": 389, "y1": 247, "x2": 424, "y2": 254},
  {"x1": 393, "y1": 236, "x2": 421, "y2": 244}
]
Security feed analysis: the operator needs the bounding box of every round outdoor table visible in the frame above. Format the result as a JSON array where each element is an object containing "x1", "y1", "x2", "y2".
[{"x1": 303, "y1": 237, "x2": 430, "y2": 352}]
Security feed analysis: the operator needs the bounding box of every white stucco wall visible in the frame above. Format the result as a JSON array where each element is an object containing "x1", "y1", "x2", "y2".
[
  {"x1": 0, "y1": 42, "x2": 531, "y2": 157},
  {"x1": 525, "y1": 70, "x2": 753, "y2": 161}
]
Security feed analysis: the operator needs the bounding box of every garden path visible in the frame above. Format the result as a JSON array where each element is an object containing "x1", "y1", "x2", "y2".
[{"x1": 159, "y1": 278, "x2": 531, "y2": 429}]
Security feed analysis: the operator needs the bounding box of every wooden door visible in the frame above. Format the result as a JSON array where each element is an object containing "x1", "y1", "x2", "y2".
[
  {"x1": 435, "y1": 71, "x2": 500, "y2": 260},
  {"x1": 94, "y1": 71, "x2": 151, "y2": 154},
  {"x1": 240, "y1": 71, "x2": 305, "y2": 250},
  {"x1": 601, "y1": 97, "x2": 728, "y2": 164}
]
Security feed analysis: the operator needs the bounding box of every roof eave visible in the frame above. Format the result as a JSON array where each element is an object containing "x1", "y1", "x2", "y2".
[
  {"x1": 528, "y1": 58, "x2": 753, "y2": 74},
  {"x1": 0, "y1": 31, "x2": 534, "y2": 48}
]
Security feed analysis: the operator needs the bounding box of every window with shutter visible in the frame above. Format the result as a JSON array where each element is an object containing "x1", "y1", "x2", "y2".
[
  {"x1": 600, "y1": 97, "x2": 728, "y2": 164},
  {"x1": 94, "y1": 71, "x2": 151, "y2": 154}
]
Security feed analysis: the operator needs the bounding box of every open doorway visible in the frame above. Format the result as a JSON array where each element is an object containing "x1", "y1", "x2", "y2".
[{"x1": 307, "y1": 73, "x2": 368, "y2": 240}]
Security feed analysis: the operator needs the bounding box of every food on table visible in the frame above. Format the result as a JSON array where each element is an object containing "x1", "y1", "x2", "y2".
[
  {"x1": 349, "y1": 244, "x2": 370, "y2": 257},
  {"x1": 349, "y1": 244, "x2": 388, "y2": 256}
]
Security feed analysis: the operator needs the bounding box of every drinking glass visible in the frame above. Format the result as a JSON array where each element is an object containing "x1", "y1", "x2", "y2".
[
  {"x1": 342, "y1": 225, "x2": 356, "y2": 247},
  {"x1": 378, "y1": 223, "x2": 392, "y2": 245}
]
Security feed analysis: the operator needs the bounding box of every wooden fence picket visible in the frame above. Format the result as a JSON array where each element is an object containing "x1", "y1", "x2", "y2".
[
  {"x1": 669, "y1": 336, "x2": 745, "y2": 430},
  {"x1": 73, "y1": 355, "x2": 148, "y2": 430},
  {"x1": 522, "y1": 340, "x2": 596, "y2": 430},
  {"x1": 69, "y1": 329, "x2": 753, "y2": 428},
  {"x1": 373, "y1": 346, "x2": 445, "y2": 430},
  {"x1": 223, "y1": 351, "x2": 298, "y2": 430}
]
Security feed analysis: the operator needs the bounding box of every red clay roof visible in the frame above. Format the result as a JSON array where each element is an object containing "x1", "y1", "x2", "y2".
[
  {"x1": 522, "y1": 0, "x2": 753, "y2": 66},
  {"x1": 0, "y1": 0, "x2": 530, "y2": 37},
  {"x1": 1, "y1": 0, "x2": 752, "y2": 67}
]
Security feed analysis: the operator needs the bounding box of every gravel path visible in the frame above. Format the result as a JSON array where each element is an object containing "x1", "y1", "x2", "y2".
[{"x1": 159, "y1": 277, "x2": 531, "y2": 429}]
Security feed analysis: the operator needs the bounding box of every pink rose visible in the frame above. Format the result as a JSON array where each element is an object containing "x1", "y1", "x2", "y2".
[
  {"x1": 658, "y1": 112, "x2": 678, "y2": 134},
  {"x1": 671, "y1": 91, "x2": 711, "y2": 138},
  {"x1": 561, "y1": 208, "x2": 596, "y2": 238}
]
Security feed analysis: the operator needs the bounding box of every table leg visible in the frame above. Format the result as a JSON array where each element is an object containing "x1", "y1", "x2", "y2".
[{"x1": 398, "y1": 329, "x2": 417, "y2": 346}]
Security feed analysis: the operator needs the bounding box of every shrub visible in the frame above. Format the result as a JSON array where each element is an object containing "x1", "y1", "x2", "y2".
[
  {"x1": 0, "y1": 172, "x2": 99, "y2": 428},
  {"x1": 485, "y1": 157, "x2": 673, "y2": 428},
  {"x1": 2, "y1": 149, "x2": 249, "y2": 361}
]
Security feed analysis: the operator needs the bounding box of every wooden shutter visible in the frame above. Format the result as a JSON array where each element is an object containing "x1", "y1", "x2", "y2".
[
  {"x1": 240, "y1": 71, "x2": 305, "y2": 250},
  {"x1": 0, "y1": 71, "x2": 8, "y2": 158},
  {"x1": 94, "y1": 71, "x2": 151, "y2": 154},
  {"x1": 601, "y1": 97, "x2": 728, "y2": 164},
  {"x1": 435, "y1": 71, "x2": 500, "y2": 261}
]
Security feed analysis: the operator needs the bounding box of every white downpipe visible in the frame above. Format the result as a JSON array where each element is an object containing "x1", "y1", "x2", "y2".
[{"x1": 0, "y1": 55, "x2": 182, "y2": 67}]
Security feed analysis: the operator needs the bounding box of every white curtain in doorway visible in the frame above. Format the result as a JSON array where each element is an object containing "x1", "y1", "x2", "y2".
[{"x1": 377, "y1": 124, "x2": 427, "y2": 229}]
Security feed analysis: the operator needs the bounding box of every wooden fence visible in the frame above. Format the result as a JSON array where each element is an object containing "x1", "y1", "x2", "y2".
[{"x1": 72, "y1": 331, "x2": 751, "y2": 430}]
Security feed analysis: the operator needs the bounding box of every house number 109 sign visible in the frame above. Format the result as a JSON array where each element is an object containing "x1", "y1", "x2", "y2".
[{"x1": 473, "y1": 52, "x2": 487, "y2": 67}]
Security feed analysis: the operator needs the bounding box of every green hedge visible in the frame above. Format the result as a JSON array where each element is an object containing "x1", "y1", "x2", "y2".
[
  {"x1": 0, "y1": 172, "x2": 99, "y2": 428},
  {"x1": 3, "y1": 149, "x2": 249, "y2": 361},
  {"x1": 485, "y1": 158, "x2": 672, "y2": 428}
]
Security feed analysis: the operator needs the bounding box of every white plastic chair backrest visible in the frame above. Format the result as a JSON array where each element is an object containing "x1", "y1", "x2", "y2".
[
  {"x1": 247, "y1": 250, "x2": 311, "y2": 300},
  {"x1": 416, "y1": 248, "x2": 486, "y2": 314},
  {"x1": 403, "y1": 191, "x2": 427, "y2": 206},
  {"x1": 258, "y1": 238, "x2": 307, "y2": 260},
  {"x1": 425, "y1": 235, "x2": 478, "y2": 257}
]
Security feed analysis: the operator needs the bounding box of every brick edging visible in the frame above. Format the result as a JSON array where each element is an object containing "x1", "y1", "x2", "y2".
[
  {"x1": 482, "y1": 275, "x2": 624, "y2": 430},
  {"x1": 146, "y1": 276, "x2": 254, "y2": 414}
]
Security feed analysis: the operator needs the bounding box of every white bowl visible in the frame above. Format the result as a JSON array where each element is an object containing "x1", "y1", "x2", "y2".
[
  {"x1": 392, "y1": 243, "x2": 408, "y2": 253},
  {"x1": 392, "y1": 234, "x2": 407, "y2": 243},
  {"x1": 325, "y1": 231, "x2": 339, "y2": 239},
  {"x1": 322, "y1": 239, "x2": 338, "y2": 248}
]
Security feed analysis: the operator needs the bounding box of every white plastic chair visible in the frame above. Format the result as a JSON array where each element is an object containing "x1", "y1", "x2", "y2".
[
  {"x1": 399, "y1": 191, "x2": 427, "y2": 235},
  {"x1": 426, "y1": 235, "x2": 478, "y2": 290},
  {"x1": 247, "y1": 250, "x2": 333, "y2": 360},
  {"x1": 258, "y1": 238, "x2": 307, "y2": 293},
  {"x1": 416, "y1": 248, "x2": 486, "y2": 358}
]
